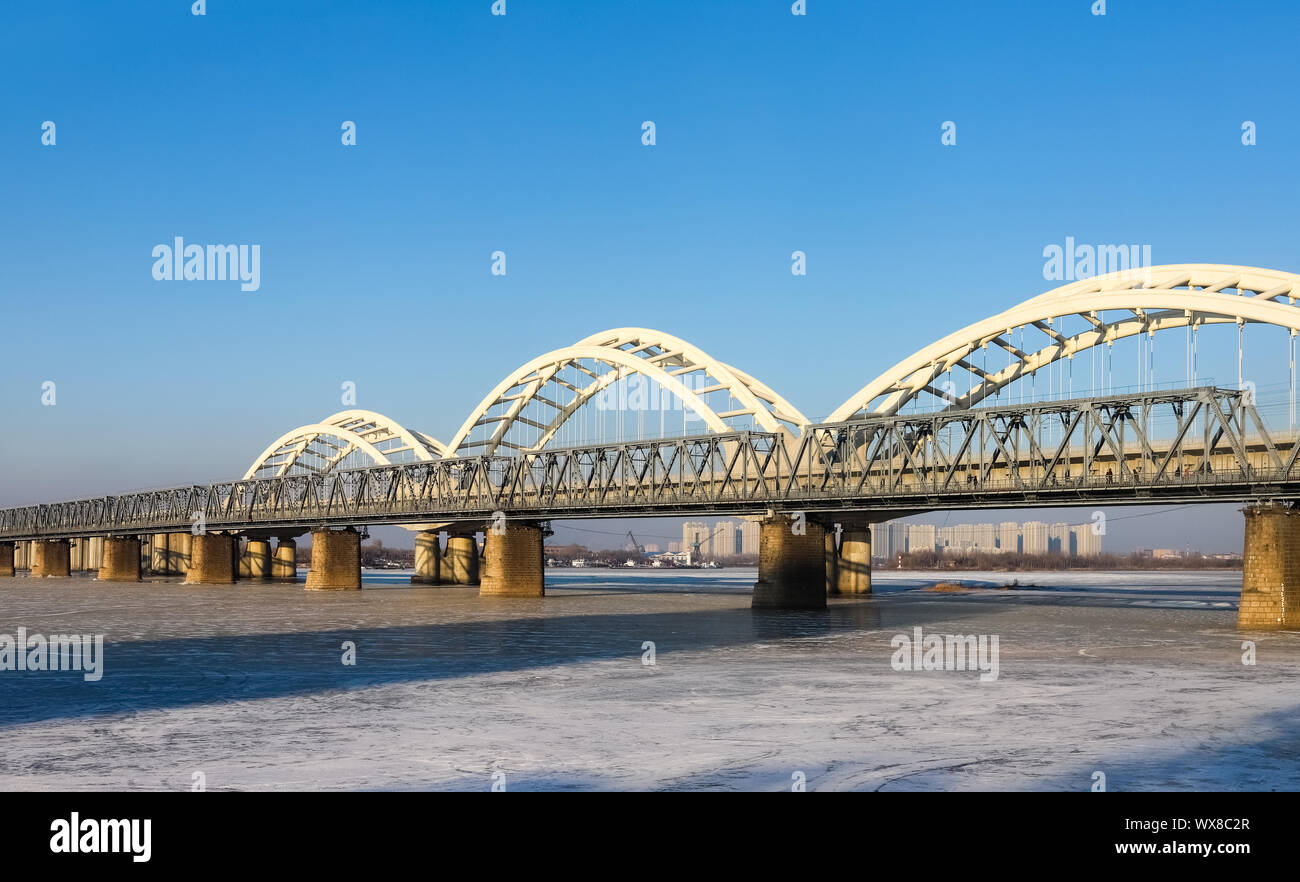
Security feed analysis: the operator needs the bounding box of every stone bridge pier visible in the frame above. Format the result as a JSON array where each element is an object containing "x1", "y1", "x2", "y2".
[
  {"x1": 832, "y1": 523, "x2": 873, "y2": 596},
  {"x1": 99, "y1": 536, "x2": 143, "y2": 582},
  {"x1": 305, "y1": 528, "x2": 362, "y2": 590},
  {"x1": 1240, "y1": 502, "x2": 1300, "y2": 629},
  {"x1": 411, "y1": 530, "x2": 442, "y2": 585},
  {"x1": 752, "y1": 514, "x2": 828, "y2": 609},
  {"x1": 445, "y1": 531, "x2": 481, "y2": 585},
  {"x1": 0, "y1": 541, "x2": 13, "y2": 577},
  {"x1": 186, "y1": 533, "x2": 237, "y2": 585},
  {"x1": 32, "y1": 539, "x2": 71, "y2": 578},
  {"x1": 273, "y1": 537, "x2": 298, "y2": 582},
  {"x1": 480, "y1": 522, "x2": 544, "y2": 598}
]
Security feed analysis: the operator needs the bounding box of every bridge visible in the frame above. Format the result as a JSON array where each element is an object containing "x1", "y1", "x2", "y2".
[{"x1": 3, "y1": 264, "x2": 1300, "y2": 628}]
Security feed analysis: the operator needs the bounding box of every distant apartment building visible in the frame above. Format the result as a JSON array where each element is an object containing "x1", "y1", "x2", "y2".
[
  {"x1": 907, "y1": 523, "x2": 937, "y2": 554},
  {"x1": 682, "y1": 519, "x2": 758, "y2": 559},
  {"x1": 1048, "y1": 522, "x2": 1071, "y2": 555},
  {"x1": 1072, "y1": 525, "x2": 1102, "y2": 557},
  {"x1": 1022, "y1": 521, "x2": 1049, "y2": 555},
  {"x1": 713, "y1": 520, "x2": 737, "y2": 555},
  {"x1": 998, "y1": 521, "x2": 1020, "y2": 553},
  {"x1": 682, "y1": 521, "x2": 712, "y2": 558},
  {"x1": 869, "y1": 522, "x2": 909, "y2": 558}
]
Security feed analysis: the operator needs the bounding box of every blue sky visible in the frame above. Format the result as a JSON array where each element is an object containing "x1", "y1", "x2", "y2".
[{"x1": 2, "y1": 0, "x2": 1297, "y2": 550}]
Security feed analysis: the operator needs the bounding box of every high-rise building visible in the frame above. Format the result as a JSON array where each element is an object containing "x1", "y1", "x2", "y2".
[
  {"x1": 1048, "y1": 522, "x2": 1070, "y2": 555},
  {"x1": 869, "y1": 522, "x2": 909, "y2": 559},
  {"x1": 1072, "y1": 524, "x2": 1102, "y2": 557},
  {"x1": 682, "y1": 521, "x2": 711, "y2": 558},
  {"x1": 1022, "y1": 521, "x2": 1048, "y2": 555},
  {"x1": 739, "y1": 518, "x2": 760, "y2": 555},
  {"x1": 906, "y1": 523, "x2": 937, "y2": 553},
  {"x1": 998, "y1": 521, "x2": 1020, "y2": 554}
]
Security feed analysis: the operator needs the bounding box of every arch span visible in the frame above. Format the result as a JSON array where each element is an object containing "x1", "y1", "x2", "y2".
[
  {"x1": 243, "y1": 410, "x2": 447, "y2": 479},
  {"x1": 446, "y1": 328, "x2": 809, "y2": 456},
  {"x1": 830, "y1": 264, "x2": 1300, "y2": 420}
]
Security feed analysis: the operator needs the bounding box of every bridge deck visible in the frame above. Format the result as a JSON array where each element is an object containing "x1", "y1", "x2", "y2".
[{"x1": 2, "y1": 387, "x2": 1297, "y2": 540}]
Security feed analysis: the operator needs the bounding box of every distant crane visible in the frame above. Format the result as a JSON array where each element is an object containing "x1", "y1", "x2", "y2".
[{"x1": 624, "y1": 531, "x2": 645, "y2": 555}]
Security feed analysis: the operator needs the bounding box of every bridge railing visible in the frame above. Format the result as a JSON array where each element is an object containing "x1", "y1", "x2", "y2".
[{"x1": 0, "y1": 386, "x2": 1296, "y2": 540}]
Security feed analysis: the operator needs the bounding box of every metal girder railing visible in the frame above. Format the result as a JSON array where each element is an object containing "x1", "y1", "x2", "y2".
[{"x1": 1, "y1": 387, "x2": 1297, "y2": 541}]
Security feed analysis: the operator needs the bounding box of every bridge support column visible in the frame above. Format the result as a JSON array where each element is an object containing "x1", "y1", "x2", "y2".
[
  {"x1": 0, "y1": 542, "x2": 13, "y2": 577},
  {"x1": 752, "y1": 515, "x2": 827, "y2": 610},
  {"x1": 88, "y1": 537, "x2": 104, "y2": 571},
  {"x1": 151, "y1": 534, "x2": 169, "y2": 575},
  {"x1": 186, "y1": 533, "x2": 236, "y2": 585},
  {"x1": 835, "y1": 528, "x2": 872, "y2": 595},
  {"x1": 305, "y1": 529, "x2": 361, "y2": 590},
  {"x1": 168, "y1": 533, "x2": 191, "y2": 576},
  {"x1": 14, "y1": 542, "x2": 27, "y2": 571},
  {"x1": 99, "y1": 537, "x2": 142, "y2": 582},
  {"x1": 480, "y1": 523, "x2": 544, "y2": 598},
  {"x1": 824, "y1": 530, "x2": 838, "y2": 596},
  {"x1": 32, "y1": 539, "x2": 71, "y2": 578},
  {"x1": 446, "y1": 532, "x2": 480, "y2": 585},
  {"x1": 411, "y1": 531, "x2": 441, "y2": 584},
  {"x1": 246, "y1": 539, "x2": 272, "y2": 580},
  {"x1": 273, "y1": 538, "x2": 298, "y2": 582},
  {"x1": 230, "y1": 536, "x2": 242, "y2": 583},
  {"x1": 1239, "y1": 503, "x2": 1300, "y2": 630}
]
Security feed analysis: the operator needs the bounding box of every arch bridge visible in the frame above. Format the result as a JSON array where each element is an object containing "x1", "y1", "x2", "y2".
[{"x1": 3, "y1": 265, "x2": 1299, "y2": 629}]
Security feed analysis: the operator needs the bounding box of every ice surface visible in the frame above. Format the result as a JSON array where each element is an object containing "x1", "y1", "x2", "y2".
[{"x1": 1, "y1": 568, "x2": 1296, "y2": 791}]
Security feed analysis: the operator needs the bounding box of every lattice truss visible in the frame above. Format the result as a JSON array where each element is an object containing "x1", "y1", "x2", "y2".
[
  {"x1": 242, "y1": 267, "x2": 1300, "y2": 479},
  {"x1": 446, "y1": 329, "x2": 809, "y2": 456},
  {"x1": 831, "y1": 265, "x2": 1300, "y2": 421},
  {"x1": 8, "y1": 387, "x2": 1299, "y2": 542},
  {"x1": 244, "y1": 410, "x2": 446, "y2": 479}
]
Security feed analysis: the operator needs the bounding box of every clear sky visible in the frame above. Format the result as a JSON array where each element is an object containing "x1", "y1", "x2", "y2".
[{"x1": 2, "y1": 0, "x2": 1296, "y2": 552}]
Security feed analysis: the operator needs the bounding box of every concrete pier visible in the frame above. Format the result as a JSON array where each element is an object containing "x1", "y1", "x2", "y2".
[
  {"x1": 83, "y1": 537, "x2": 103, "y2": 572},
  {"x1": 167, "y1": 533, "x2": 192, "y2": 576},
  {"x1": 824, "y1": 530, "x2": 838, "y2": 596},
  {"x1": 32, "y1": 539, "x2": 71, "y2": 578},
  {"x1": 411, "y1": 531, "x2": 441, "y2": 584},
  {"x1": 187, "y1": 533, "x2": 236, "y2": 584},
  {"x1": 305, "y1": 529, "x2": 361, "y2": 590},
  {"x1": 0, "y1": 542, "x2": 13, "y2": 577},
  {"x1": 246, "y1": 539, "x2": 272, "y2": 580},
  {"x1": 151, "y1": 533, "x2": 169, "y2": 575},
  {"x1": 1239, "y1": 503, "x2": 1300, "y2": 629},
  {"x1": 99, "y1": 537, "x2": 142, "y2": 582},
  {"x1": 445, "y1": 532, "x2": 480, "y2": 585},
  {"x1": 273, "y1": 538, "x2": 297, "y2": 582},
  {"x1": 480, "y1": 523, "x2": 544, "y2": 598},
  {"x1": 835, "y1": 527, "x2": 872, "y2": 595},
  {"x1": 752, "y1": 514, "x2": 827, "y2": 609}
]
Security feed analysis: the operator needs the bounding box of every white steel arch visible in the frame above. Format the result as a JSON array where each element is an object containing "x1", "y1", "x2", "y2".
[
  {"x1": 446, "y1": 328, "x2": 810, "y2": 456},
  {"x1": 830, "y1": 264, "x2": 1300, "y2": 420},
  {"x1": 244, "y1": 410, "x2": 447, "y2": 479}
]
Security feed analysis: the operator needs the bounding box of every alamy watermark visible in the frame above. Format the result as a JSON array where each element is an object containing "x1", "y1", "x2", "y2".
[
  {"x1": 152, "y1": 237, "x2": 260, "y2": 292},
  {"x1": 1042, "y1": 237, "x2": 1151, "y2": 284},
  {"x1": 0, "y1": 628, "x2": 104, "y2": 681},
  {"x1": 890, "y1": 626, "x2": 999, "y2": 682}
]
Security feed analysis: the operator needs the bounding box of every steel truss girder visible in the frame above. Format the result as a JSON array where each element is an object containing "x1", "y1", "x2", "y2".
[{"x1": 2, "y1": 387, "x2": 1298, "y2": 541}]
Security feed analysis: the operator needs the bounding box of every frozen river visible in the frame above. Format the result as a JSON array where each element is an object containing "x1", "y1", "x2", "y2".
[{"x1": 1, "y1": 567, "x2": 1297, "y2": 791}]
